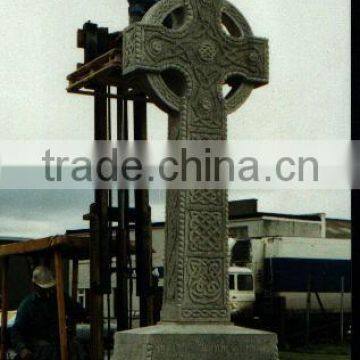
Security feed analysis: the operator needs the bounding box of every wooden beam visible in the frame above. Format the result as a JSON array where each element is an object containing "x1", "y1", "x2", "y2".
[
  {"x1": 0, "y1": 238, "x2": 50, "y2": 257},
  {"x1": 94, "y1": 84, "x2": 111, "y2": 293},
  {"x1": 0, "y1": 236, "x2": 89, "y2": 258},
  {"x1": 0, "y1": 258, "x2": 9, "y2": 360},
  {"x1": 134, "y1": 96, "x2": 154, "y2": 327},
  {"x1": 72, "y1": 258, "x2": 79, "y2": 302},
  {"x1": 116, "y1": 92, "x2": 130, "y2": 330},
  {"x1": 89, "y1": 204, "x2": 104, "y2": 360},
  {"x1": 89, "y1": 84, "x2": 109, "y2": 360},
  {"x1": 54, "y1": 251, "x2": 68, "y2": 360},
  {"x1": 70, "y1": 258, "x2": 79, "y2": 356}
]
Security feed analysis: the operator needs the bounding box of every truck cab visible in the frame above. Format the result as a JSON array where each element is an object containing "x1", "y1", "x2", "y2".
[{"x1": 228, "y1": 266, "x2": 255, "y2": 315}]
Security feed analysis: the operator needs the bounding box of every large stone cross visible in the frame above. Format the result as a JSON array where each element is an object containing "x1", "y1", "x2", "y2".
[{"x1": 123, "y1": 0, "x2": 268, "y2": 323}]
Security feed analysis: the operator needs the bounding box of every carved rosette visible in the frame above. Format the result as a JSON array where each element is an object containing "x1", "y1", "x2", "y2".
[{"x1": 122, "y1": 0, "x2": 269, "y2": 323}]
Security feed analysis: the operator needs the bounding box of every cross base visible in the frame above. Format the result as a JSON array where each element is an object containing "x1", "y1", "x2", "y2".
[{"x1": 112, "y1": 323, "x2": 279, "y2": 360}]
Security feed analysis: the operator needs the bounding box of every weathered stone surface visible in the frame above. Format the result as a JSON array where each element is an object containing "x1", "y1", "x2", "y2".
[
  {"x1": 122, "y1": 0, "x2": 269, "y2": 324},
  {"x1": 113, "y1": 324, "x2": 278, "y2": 360},
  {"x1": 114, "y1": 0, "x2": 276, "y2": 358}
]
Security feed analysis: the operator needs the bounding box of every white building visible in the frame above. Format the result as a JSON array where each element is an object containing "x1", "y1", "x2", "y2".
[{"x1": 70, "y1": 199, "x2": 351, "y2": 318}]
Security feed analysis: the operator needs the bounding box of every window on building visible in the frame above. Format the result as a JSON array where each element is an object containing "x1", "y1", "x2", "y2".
[
  {"x1": 231, "y1": 239, "x2": 251, "y2": 264},
  {"x1": 229, "y1": 274, "x2": 235, "y2": 290},
  {"x1": 237, "y1": 274, "x2": 253, "y2": 291}
]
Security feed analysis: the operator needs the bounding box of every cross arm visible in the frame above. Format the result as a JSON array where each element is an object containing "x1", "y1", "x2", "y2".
[
  {"x1": 123, "y1": 23, "x2": 187, "y2": 76},
  {"x1": 221, "y1": 36, "x2": 269, "y2": 87}
]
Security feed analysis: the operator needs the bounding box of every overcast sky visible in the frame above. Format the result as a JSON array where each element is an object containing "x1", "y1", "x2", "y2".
[{"x1": 0, "y1": 0, "x2": 351, "y2": 238}]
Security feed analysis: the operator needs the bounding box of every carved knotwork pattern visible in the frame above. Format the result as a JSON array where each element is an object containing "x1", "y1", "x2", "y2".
[
  {"x1": 123, "y1": 26, "x2": 142, "y2": 69},
  {"x1": 164, "y1": 190, "x2": 188, "y2": 303},
  {"x1": 176, "y1": 191, "x2": 187, "y2": 301},
  {"x1": 164, "y1": 190, "x2": 180, "y2": 300},
  {"x1": 181, "y1": 309, "x2": 228, "y2": 319},
  {"x1": 187, "y1": 258, "x2": 223, "y2": 304},
  {"x1": 190, "y1": 132, "x2": 220, "y2": 140},
  {"x1": 189, "y1": 92, "x2": 225, "y2": 135},
  {"x1": 189, "y1": 189, "x2": 223, "y2": 206},
  {"x1": 188, "y1": 211, "x2": 222, "y2": 252}
]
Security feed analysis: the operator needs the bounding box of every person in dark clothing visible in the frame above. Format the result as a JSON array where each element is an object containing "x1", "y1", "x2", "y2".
[{"x1": 11, "y1": 266, "x2": 88, "y2": 360}]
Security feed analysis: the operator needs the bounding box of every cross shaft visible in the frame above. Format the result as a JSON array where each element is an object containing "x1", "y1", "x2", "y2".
[{"x1": 122, "y1": 0, "x2": 269, "y2": 322}]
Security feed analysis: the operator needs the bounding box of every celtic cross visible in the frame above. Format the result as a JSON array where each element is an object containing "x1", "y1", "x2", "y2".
[{"x1": 123, "y1": 0, "x2": 268, "y2": 322}]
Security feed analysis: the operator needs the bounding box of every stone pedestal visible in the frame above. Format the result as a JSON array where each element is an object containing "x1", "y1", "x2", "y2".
[{"x1": 113, "y1": 324, "x2": 278, "y2": 360}]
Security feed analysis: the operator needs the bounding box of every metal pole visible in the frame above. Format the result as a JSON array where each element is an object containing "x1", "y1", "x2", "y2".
[{"x1": 340, "y1": 276, "x2": 345, "y2": 343}]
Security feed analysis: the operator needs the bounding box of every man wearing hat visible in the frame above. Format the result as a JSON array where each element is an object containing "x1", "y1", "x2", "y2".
[{"x1": 11, "y1": 265, "x2": 88, "y2": 360}]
